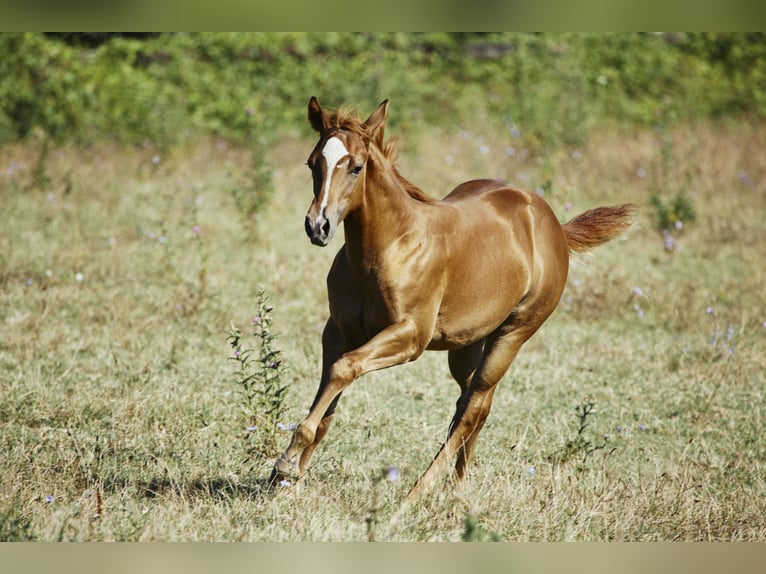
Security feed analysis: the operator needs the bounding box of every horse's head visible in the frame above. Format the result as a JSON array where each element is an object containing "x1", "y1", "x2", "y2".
[{"x1": 303, "y1": 96, "x2": 388, "y2": 246}]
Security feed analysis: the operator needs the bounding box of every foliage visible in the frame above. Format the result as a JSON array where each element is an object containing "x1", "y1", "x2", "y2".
[
  {"x1": 548, "y1": 402, "x2": 610, "y2": 467},
  {"x1": 0, "y1": 505, "x2": 35, "y2": 541},
  {"x1": 1, "y1": 33, "x2": 765, "y2": 149},
  {"x1": 228, "y1": 288, "x2": 290, "y2": 458},
  {"x1": 650, "y1": 191, "x2": 696, "y2": 234},
  {"x1": 461, "y1": 513, "x2": 502, "y2": 542}
]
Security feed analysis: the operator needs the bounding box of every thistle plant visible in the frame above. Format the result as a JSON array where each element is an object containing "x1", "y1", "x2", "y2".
[
  {"x1": 230, "y1": 106, "x2": 275, "y2": 226},
  {"x1": 550, "y1": 401, "x2": 610, "y2": 467},
  {"x1": 461, "y1": 512, "x2": 502, "y2": 542},
  {"x1": 227, "y1": 288, "x2": 289, "y2": 457},
  {"x1": 365, "y1": 465, "x2": 401, "y2": 542},
  {"x1": 649, "y1": 118, "x2": 696, "y2": 252},
  {"x1": 705, "y1": 306, "x2": 736, "y2": 362}
]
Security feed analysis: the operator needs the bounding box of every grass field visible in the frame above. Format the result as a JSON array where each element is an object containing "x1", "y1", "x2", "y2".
[{"x1": 1, "y1": 117, "x2": 765, "y2": 541}]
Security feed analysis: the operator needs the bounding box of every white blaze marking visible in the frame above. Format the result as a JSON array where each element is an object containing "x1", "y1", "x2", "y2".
[{"x1": 320, "y1": 136, "x2": 349, "y2": 215}]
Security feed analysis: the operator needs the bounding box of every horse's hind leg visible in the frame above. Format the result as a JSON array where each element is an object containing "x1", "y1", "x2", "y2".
[
  {"x1": 447, "y1": 340, "x2": 485, "y2": 479},
  {"x1": 407, "y1": 315, "x2": 548, "y2": 502}
]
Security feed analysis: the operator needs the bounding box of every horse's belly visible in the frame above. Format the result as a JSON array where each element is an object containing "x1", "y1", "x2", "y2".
[{"x1": 427, "y1": 282, "x2": 528, "y2": 351}]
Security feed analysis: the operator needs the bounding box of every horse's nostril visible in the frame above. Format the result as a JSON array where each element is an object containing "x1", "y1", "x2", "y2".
[
  {"x1": 321, "y1": 220, "x2": 331, "y2": 236},
  {"x1": 305, "y1": 216, "x2": 313, "y2": 237}
]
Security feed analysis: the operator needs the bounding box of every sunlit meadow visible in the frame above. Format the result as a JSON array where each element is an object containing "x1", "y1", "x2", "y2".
[{"x1": 1, "y1": 118, "x2": 765, "y2": 541}]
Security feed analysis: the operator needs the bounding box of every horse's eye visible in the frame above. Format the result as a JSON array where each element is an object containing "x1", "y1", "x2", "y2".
[{"x1": 351, "y1": 165, "x2": 363, "y2": 176}]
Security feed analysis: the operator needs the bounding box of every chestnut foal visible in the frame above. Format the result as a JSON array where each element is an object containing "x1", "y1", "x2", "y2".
[{"x1": 271, "y1": 97, "x2": 635, "y2": 501}]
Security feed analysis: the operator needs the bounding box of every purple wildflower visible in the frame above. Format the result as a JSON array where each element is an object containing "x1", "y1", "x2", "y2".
[
  {"x1": 737, "y1": 170, "x2": 752, "y2": 186},
  {"x1": 662, "y1": 230, "x2": 676, "y2": 252},
  {"x1": 386, "y1": 466, "x2": 400, "y2": 482}
]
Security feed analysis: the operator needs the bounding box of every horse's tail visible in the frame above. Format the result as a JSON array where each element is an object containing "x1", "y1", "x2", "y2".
[{"x1": 562, "y1": 204, "x2": 637, "y2": 253}]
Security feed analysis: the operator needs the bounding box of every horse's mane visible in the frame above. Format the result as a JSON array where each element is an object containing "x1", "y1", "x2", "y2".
[{"x1": 329, "y1": 107, "x2": 437, "y2": 205}]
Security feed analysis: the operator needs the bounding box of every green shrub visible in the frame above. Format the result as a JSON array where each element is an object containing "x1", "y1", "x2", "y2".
[{"x1": 1, "y1": 33, "x2": 765, "y2": 148}]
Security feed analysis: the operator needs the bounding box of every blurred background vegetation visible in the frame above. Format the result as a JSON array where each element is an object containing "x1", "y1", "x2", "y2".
[{"x1": 1, "y1": 32, "x2": 765, "y2": 150}]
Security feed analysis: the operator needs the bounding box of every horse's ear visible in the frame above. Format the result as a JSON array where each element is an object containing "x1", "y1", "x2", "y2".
[
  {"x1": 364, "y1": 99, "x2": 388, "y2": 147},
  {"x1": 308, "y1": 96, "x2": 329, "y2": 133}
]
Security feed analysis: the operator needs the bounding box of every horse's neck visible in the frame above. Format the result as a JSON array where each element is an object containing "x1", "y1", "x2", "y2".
[{"x1": 344, "y1": 147, "x2": 417, "y2": 269}]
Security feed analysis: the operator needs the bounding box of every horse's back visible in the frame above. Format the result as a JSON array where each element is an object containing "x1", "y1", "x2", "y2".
[
  {"x1": 440, "y1": 179, "x2": 560, "y2": 237},
  {"x1": 441, "y1": 179, "x2": 546, "y2": 222},
  {"x1": 441, "y1": 178, "x2": 508, "y2": 204}
]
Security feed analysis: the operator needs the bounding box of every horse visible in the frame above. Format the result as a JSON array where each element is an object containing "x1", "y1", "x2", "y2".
[{"x1": 271, "y1": 97, "x2": 636, "y2": 502}]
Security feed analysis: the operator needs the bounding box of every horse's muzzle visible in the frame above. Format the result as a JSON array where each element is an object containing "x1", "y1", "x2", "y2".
[{"x1": 305, "y1": 215, "x2": 332, "y2": 246}]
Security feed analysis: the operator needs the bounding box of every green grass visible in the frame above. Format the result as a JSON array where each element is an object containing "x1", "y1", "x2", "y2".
[{"x1": 1, "y1": 119, "x2": 765, "y2": 541}]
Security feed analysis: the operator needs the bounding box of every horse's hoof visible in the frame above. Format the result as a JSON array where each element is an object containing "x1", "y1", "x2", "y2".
[{"x1": 269, "y1": 455, "x2": 298, "y2": 486}]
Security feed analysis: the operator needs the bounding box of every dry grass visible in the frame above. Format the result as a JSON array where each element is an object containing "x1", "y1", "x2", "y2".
[{"x1": 1, "y1": 119, "x2": 765, "y2": 541}]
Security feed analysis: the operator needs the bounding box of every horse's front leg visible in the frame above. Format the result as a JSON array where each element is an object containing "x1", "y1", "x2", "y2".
[
  {"x1": 297, "y1": 319, "x2": 347, "y2": 474},
  {"x1": 271, "y1": 318, "x2": 423, "y2": 484}
]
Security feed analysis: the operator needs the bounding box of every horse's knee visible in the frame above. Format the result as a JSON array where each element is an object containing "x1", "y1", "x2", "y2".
[
  {"x1": 292, "y1": 421, "x2": 316, "y2": 449},
  {"x1": 329, "y1": 355, "x2": 361, "y2": 387}
]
